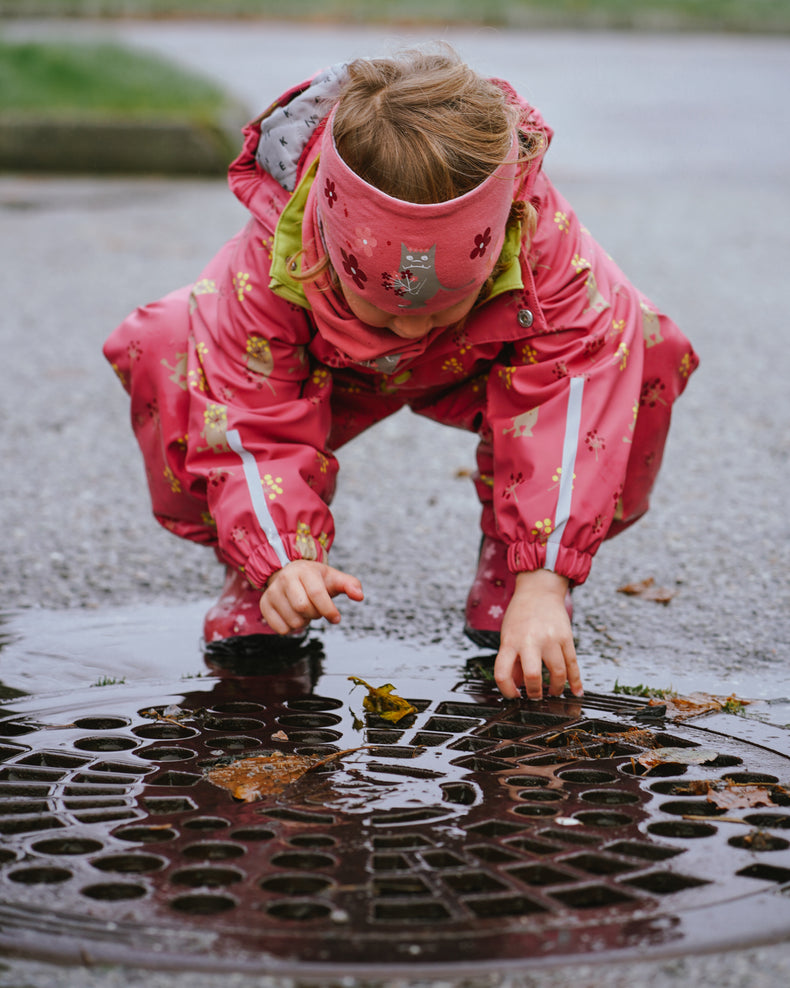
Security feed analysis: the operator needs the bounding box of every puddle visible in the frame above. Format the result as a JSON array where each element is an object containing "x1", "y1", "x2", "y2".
[{"x1": 2, "y1": 604, "x2": 789, "y2": 730}]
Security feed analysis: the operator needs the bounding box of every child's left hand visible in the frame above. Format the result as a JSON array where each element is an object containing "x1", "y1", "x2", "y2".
[{"x1": 493, "y1": 569, "x2": 583, "y2": 701}]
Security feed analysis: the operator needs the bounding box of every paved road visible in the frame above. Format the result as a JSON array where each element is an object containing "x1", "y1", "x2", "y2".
[{"x1": 1, "y1": 20, "x2": 789, "y2": 987}]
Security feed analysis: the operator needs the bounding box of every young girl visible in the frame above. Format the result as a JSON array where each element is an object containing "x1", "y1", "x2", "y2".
[{"x1": 104, "y1": 45, "x2": 697, "y2": 702}]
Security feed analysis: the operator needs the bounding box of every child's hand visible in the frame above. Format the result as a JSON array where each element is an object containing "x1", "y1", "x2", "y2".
[
  {"x1": 494, "y1": 569, "x2": 583, "y2": 701},
  {"x1": 260, "y1": 560, "x2": 364, "y2": 634}
]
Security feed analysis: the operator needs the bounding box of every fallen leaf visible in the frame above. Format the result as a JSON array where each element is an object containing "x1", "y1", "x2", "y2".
[
  {"x1": 348, "y1": 676, "x2": 417, "y2": 724},
  {"x1": 707, "y1": 785, "x2": 775, "y2": 811},
  {"x1": 616, "y1": 577, "x2": 676, "y2": 605},
  {"x1": 207, "y1": 748, "x2": 363, "y2": 802},
  {"x1": 271, "y1": 730, "x2": 288, "y2": 742},
  {"x1": 651, "y1": 691, "x2": 751, "y2": 721},
  {"x1": 637, "y1": 746, "x2": 719, "y2": 770}
]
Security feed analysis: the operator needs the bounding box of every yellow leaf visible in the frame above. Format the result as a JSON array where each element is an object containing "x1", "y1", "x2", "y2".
[{"x1": 348, "y1": 676, "x2": 417, "y2": 724}]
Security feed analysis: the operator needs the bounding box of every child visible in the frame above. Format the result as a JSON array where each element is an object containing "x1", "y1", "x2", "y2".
[{"x1": 104, "y1": 45, "x2": 697, "y2": 702}]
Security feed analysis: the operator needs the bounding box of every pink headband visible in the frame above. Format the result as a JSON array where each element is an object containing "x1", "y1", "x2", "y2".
[{"x1": 313, "y1": 108, "x2": 518, "y2": 314}]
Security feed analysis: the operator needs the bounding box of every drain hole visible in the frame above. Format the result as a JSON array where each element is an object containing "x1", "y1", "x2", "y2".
[
  {"x1": 448, "y1": 737, "x2": 493, "y2": 753},
  {"x1": 412, "y1": 732, "x2": 453, "y2": 747},
  {"x1": 261, "y1": 874, "x2": 332, "y2": 894},
  {"x1": 507, "y1": 864, "x2": 575, "y2": 886},
  {"x1": 478, "y1": 724, "x2": 532, "y2": 740},
  {"x1": 504, "y1": 836, "x2": 562, "y2": 856},
  {"x1": 729, "y1": 832, "x2": 790, "y2": 852},
  {"x1": 606, "y1": 841, "x2": 683, "y2": 861},
  {"x1": 451, "y1": 755, "x2": 510, "y2": 773},
  {"x1": 73, "y1": 737, "x2": 138, "y2": 752},
  {"x1": 503, "y1": 775, "x2": 549, "y2": 788},
  {"x1": 648, "y1": 821, "x2": 717, "y2": 839},
  {"x1": 74, "y1": 717, "x2": 130, "y2": 730},
  {"x1": 737, "y1": 863, "x2": 790, "y2": 883},
  {"x1": 374, "y1": 876, "x2": 431, "y2": 897},
  {"x1": 724, "y1": 772, "x2": 780, "y2": 784},
  {"x1": 558, "y1": 769, "x2": 618, "y2": 784},
  {"x1": 229, "y1": 827, "x2": 275, "y2": 842},
  {"x1": 466, "y1": 820, "x2": 524, "y2": 838},
  {"x1": 623, "y1": 871, "x2": 711, "y2": 894},
  {"x1": 580, "y1": 789, "x2": 640, "y2": 805},
  {"x1": 467, "y1": 844, "x2": 522, "y2": 863},
  {"x1": 115, "y1": 825, "x2": 177, "y2": 843},
  {"x1": 204, "y1": 717, "x2": 265, "y2": 732},
  {"x1": 621, "y1": 761, "x2": 687, "y2": 778},
  {"x1": 371, "y1": 853, "x2": 410, "y2": 872},
  {"x1": 501, "y1": 709, "x2": 568, "y2": 727},
  {"x1": 421, "y1": 850, "x2": 466, "y2": 869},
  {"x1": 572, "y1": 810, "x2": 633, "y2": 828},
  {"x1": 172, "y1": 867, "x2": 244, "y2": 887},
  {"x1": 286, "y1": 730, "x2": 343, "y2": 744},
  {"x1": 423, "y1": 716, "x2": 481, "y2": 733},
  {"x1": 143, "y1": 797, "x2": 197, "y2": 814},
  {"x1": 277, "y1": 713, "x2": 342, "y2": 728},
  {"x1": 1, "y1": 817, "x2": 65, "y2": 835},
  {"x1": 92, "y1": 854, "x2": 165, "y2": 874},
  {"x1": 31, "y1": 837, "x2": 103, "y2": 855},
  {"x1": 551, "y1": 885, "x2": 636, "y2": 909},
  {"x1": 744, "y1": 814, "x2": 790, "y2": 830},
  {"x1": 137, "y1": 746, "x2": 195, "y2": 761},
  {"x1": 0, "y1": 849, "x2": 16, "y2": 864},
  {"x1": 443, "y1": 872, "x2": 508, "y2": 894},
  {"x1": 494, "y1": 743, "x2": 541, "y2": 759},
  {"x1": 561, "y1": 853, "x2": 639, "y2": 876},
  {"x1": 441, "y1": 782, "x2": 477, "y2": 805},
  {"x1": 465, "y1": 895, "x2": 545, "y2": 918},
  {"x1": 0, "y1": 722, "x2": 36, "y2": 737},
  {"x1": 149, "y1": 771, "x2": 201, "y2": 788},
  {"x1": 19, "y1": 753, "x2": 89, "y2": 769},
  {"x1": 538, "y1": 829, "x2": 599, "y2": 845},
  {"x1": 374, "y1": 901, "x2": 450, "y2": 922},
  {"x1": 434, "y1": 702, "x2": 503, "y2": 718},
  {"x1": 267, "y1": 900, "x2": 332, "y2": 921},
  {"x1": 365, "y1": 730, "x2": 404, "y2": 744},
  {"x1": 512, "y1": 804, "x2": 558, "y2": 817},
  {"x1": 289, "y1": 834, "x2": 336, "y2": 848},
  {"x1": 515, "y1": 789, "x2": 563, "y2": 802},
  {"x1": 659, "y1": 800, "x2": 726, "y2": 817},
  {"x1": 134, "y1": 725, "x2": 196, "y2": 740},
  {"x1": 271, "y1": 852, "x2": 335, "y2": 871},
  {"x1": 206, "y1": 736, "x2": 262, "y2": 752},
  {"x1": 81, "y1": 882, "x2": 147, "y2": 901},
  {"x1": 371, "y1": 834, "x2": 433, "y2": 849},
  {"x1": 285, "y1": 696, "x2": 343, "y2": 712},
  {"x1": 9, "y1": 866, "x2": 72, "y2": 884},
  {"x1": 182, "y1": 842, "x2": 246, "y2": 861},
  {"x1": 170, "y1": 893, "x2": 236, "y2": 915}
]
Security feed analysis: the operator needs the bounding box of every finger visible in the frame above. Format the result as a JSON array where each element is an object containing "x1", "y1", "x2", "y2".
[
  {"x1": 493, "y1": 646, "x2": 522, "y2": 700},
  {"x1": 300, "y1": 570, "x2": 344, "y2": 624},
  {"x1": 324, "y1": 567, "x2": 365, "y2": 602},
  {"x1": 261, "y1": 581, "x2": 314, "y2": 632},
  {"x1": 259, "y1": 592, "x2": 300, "y2": 635},
  {"x1": 562, "y1": 639, "x2": 584, "y2": 697}
]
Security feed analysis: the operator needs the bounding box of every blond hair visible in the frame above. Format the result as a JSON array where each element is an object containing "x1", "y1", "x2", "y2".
[{"x1": 293, "y1": 45, "x2": 540, "y2": 295}]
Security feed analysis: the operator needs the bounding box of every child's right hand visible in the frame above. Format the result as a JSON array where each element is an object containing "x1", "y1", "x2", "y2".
[{"x1": 260, "y1": 560, "x2": 364, "y2": 634}]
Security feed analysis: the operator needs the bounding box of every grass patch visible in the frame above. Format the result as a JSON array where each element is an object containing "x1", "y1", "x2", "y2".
[
  {"x1": 0, "y1": 40, "x2": 231, "y2": 121},
  {"x1": 2, "y1": 0, "x2": 790, "y2": 32}
]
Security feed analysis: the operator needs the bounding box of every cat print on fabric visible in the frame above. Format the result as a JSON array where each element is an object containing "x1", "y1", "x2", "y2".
[{"x1": 384, "y1": 244, "x2": 472, "y2": 309}]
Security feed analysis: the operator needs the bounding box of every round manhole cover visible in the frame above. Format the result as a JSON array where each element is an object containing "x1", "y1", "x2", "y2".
[{"x1": 2, "y1": 662, "x2": 790, "y2": 978}]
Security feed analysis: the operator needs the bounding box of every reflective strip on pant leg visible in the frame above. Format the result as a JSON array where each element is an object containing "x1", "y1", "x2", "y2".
[
  {"x1": 226, "y1": 429, "x2": 290, "y2": 569},
  {"x1": 545, "y1": 376, "x2": 585, "y2": 572}
]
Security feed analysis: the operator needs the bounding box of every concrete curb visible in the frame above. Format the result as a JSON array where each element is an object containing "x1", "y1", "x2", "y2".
[{"x1": 0, "y1": 107, "x2": 249, "y2": 175}]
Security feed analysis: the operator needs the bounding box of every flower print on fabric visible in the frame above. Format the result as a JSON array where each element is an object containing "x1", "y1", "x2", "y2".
[
  {"x1": 340, "y1": 250, "x2": 367, "y2": 291},
  {"x1": 354, "y1": 227, "x2": 377, "y2": 257},
  {"x1": 470, "y1": 227, "x2": 492, "y2": 259},
  {"x1": 323, "y1": 178, "x2": 338, "y2": 209}
]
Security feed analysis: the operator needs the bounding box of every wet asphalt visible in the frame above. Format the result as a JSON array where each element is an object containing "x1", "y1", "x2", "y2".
[{"x1": 0, "y1": 18, "x2": 789, "y2": 988}]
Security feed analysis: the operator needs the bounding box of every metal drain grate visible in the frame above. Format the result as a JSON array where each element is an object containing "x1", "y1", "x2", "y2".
[{"x1": 2, "y1": 668, "x2": 790, "y2": 977}]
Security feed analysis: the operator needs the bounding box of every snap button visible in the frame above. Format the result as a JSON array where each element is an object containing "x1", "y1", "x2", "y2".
[{"x1": 517, "y1": 308, "x2": 534, "y2": 328}]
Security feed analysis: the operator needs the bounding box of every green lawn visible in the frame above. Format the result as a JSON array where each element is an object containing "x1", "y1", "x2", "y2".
[
  {"x1": 0, "y1": 40, "x2": 230, "y2": 119},
  {"x1": 1, "y1": 0, "x2": 790, "y2": 32}
]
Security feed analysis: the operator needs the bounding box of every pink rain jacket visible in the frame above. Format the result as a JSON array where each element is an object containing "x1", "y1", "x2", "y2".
[{"x1": 104, "y1": 68, "x2": 698, "y2": 591}]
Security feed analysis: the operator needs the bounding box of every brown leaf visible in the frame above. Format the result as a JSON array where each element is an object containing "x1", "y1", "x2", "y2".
[
  {"x1": 654, "y1": 691, "x2": 751, "y2": 721},
  {"x1": 207, "y1": 752, "x2": 324, "y2": 802},
  {"x1": 707, "y1": 785, "x2": 775, "y2": 811},
  {"x1": 617, "y1": 577, "x2": 676, "y2": 604},
  {"x1": 637, "y1": 746, "x2": 719, "y2": 770},
  {"x1": 348, "y1": 676, "x2": 417, "y2": 724}
]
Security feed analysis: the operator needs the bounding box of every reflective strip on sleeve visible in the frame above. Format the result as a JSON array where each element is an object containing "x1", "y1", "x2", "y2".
[
  {"x1": 545, "y1": 375, "x2": 585, "y2": 572},
  {"x1": 226, "y1": 429, "x2": 290, "y2": 569}
]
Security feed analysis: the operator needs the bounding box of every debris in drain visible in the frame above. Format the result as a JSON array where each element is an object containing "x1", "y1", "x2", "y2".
[
  {"x1": 636, "y1": 746, "x2": 719, "y2": 770},
  {"x1": 348, "y1": 677, "x2": 418, "y2": 724},
  {"x1": 206, "y1": 748, "x2": 364, "y2": 802},
  {"x1": 616, "y1": 576, "x2": 676, "y2": 604},
  {"x1": 615, "y1": 682, "x2": 751, "y2": 721},
  {"x1": 140, "y1": 704, "x2": 195, "y2": 724}
]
